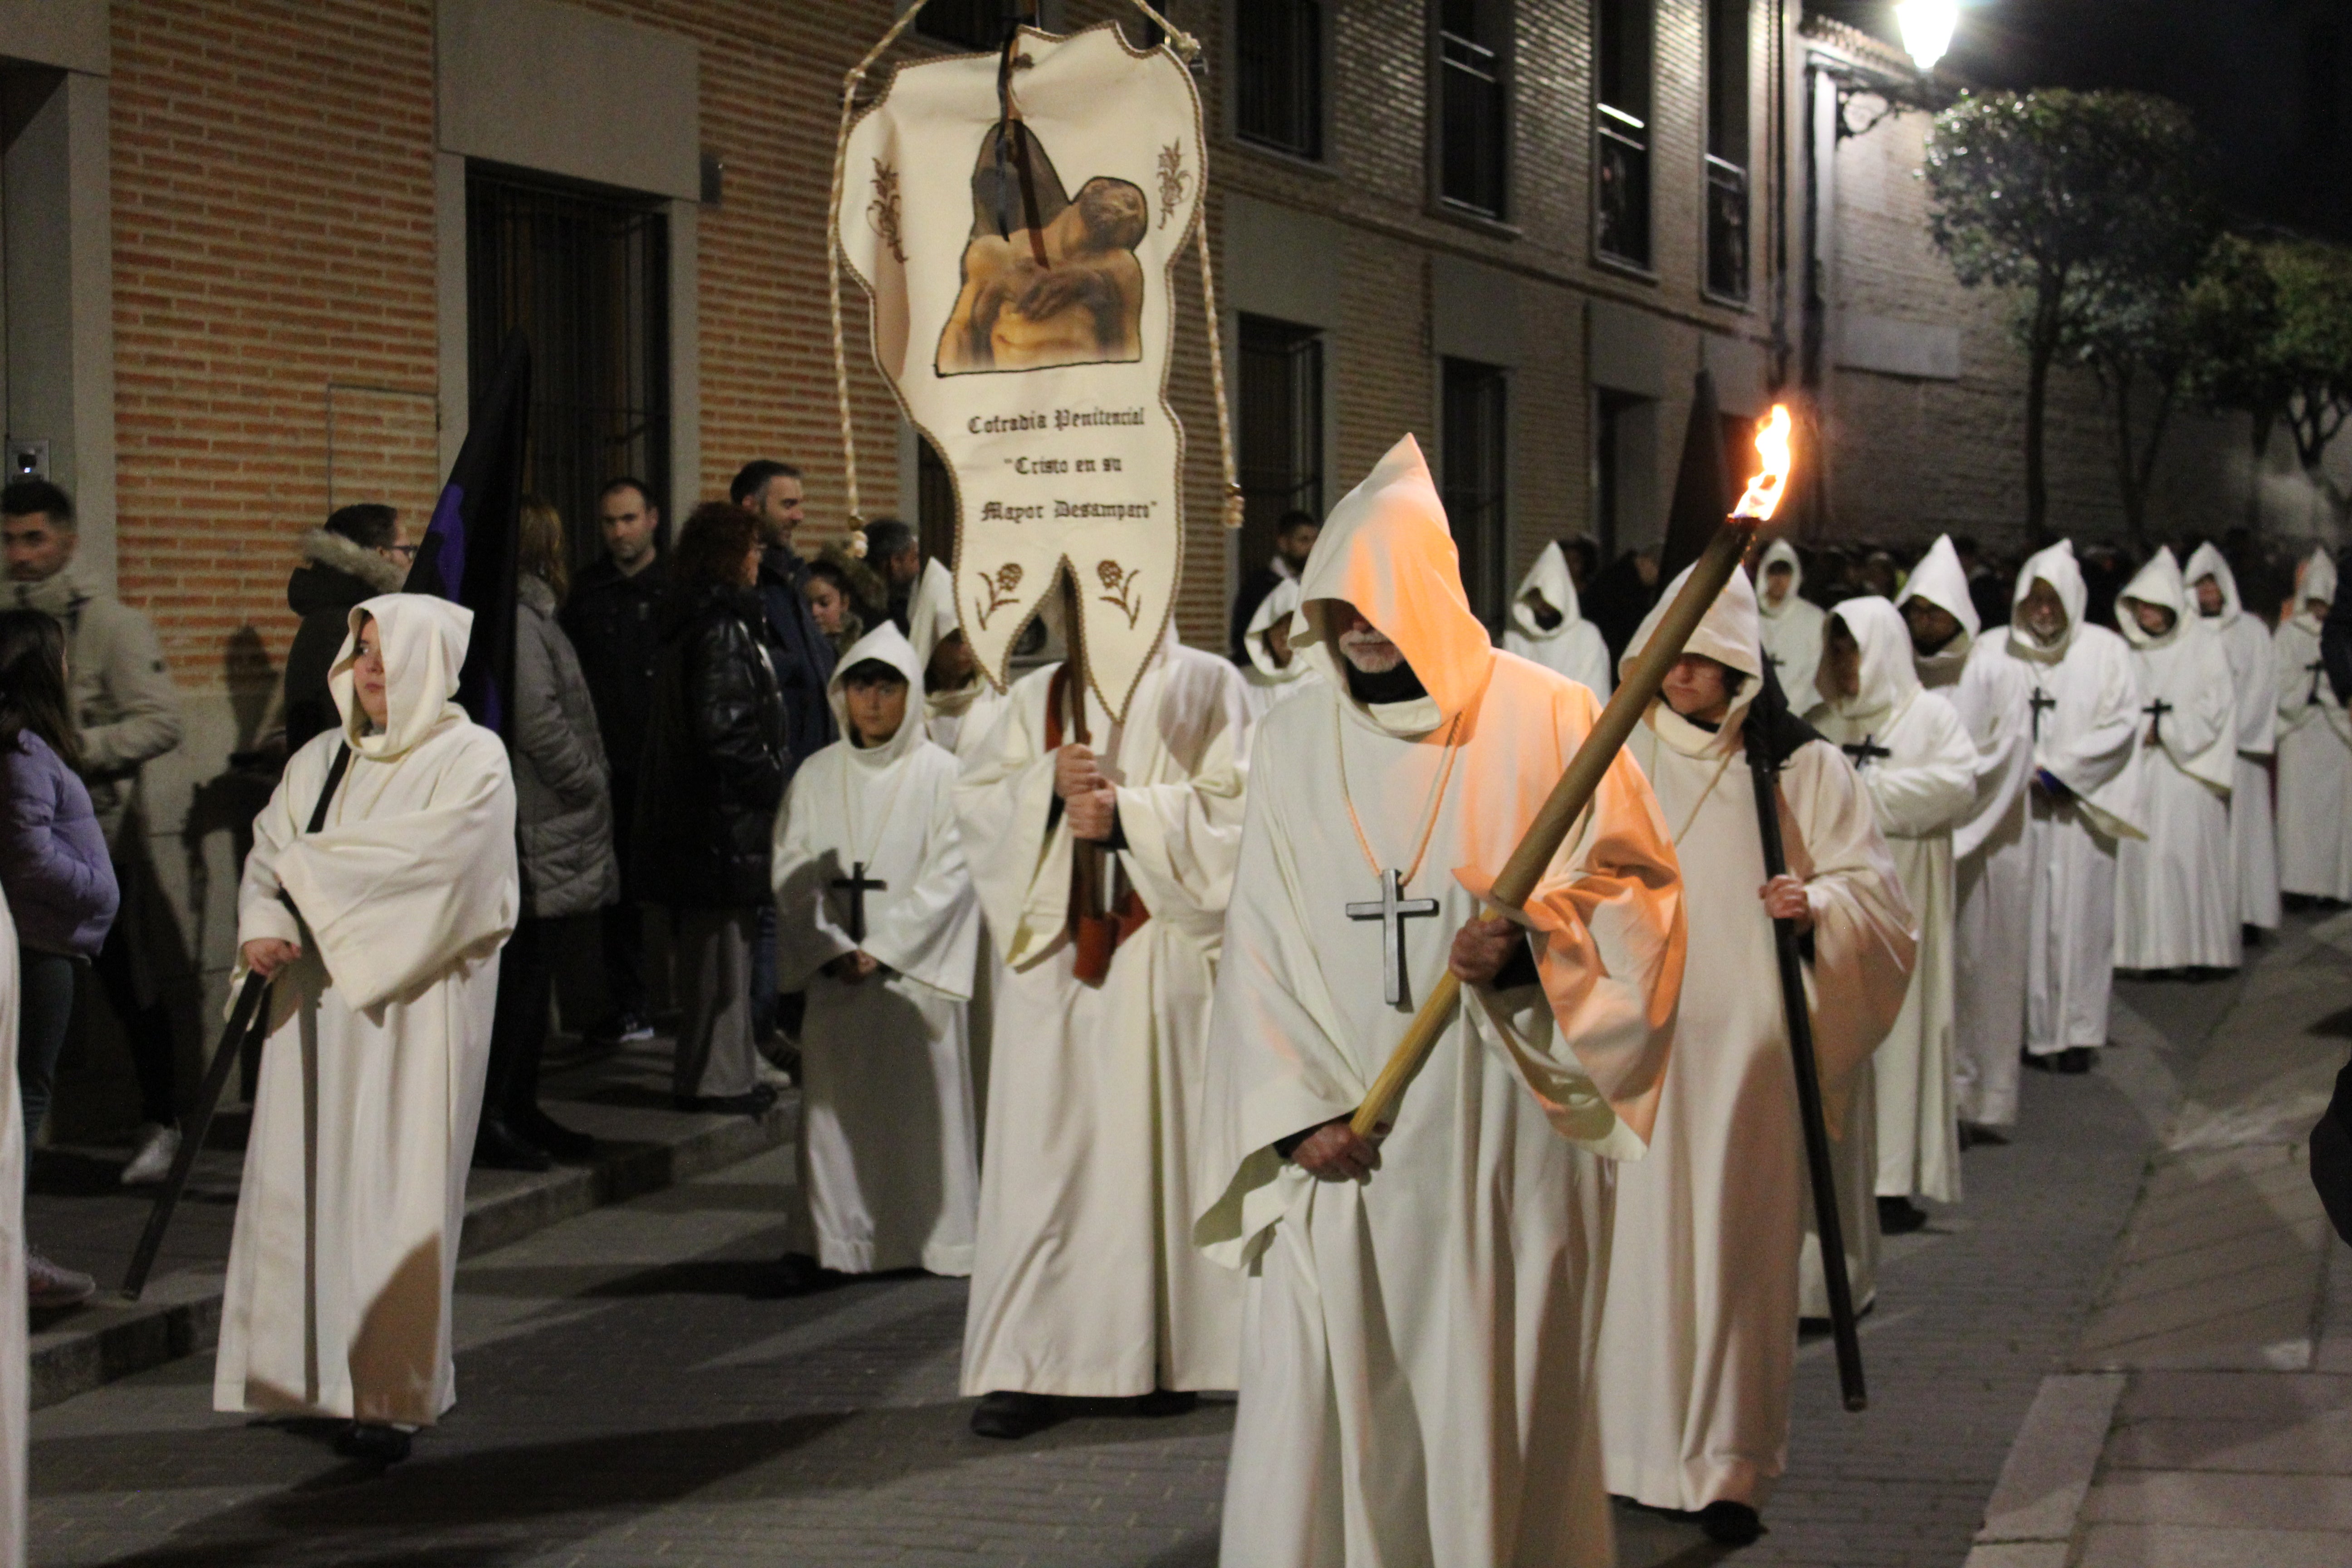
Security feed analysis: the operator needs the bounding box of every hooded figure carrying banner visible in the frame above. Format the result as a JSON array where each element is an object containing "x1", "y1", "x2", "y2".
[
  {"x1": 1594, "y1": 562, "x2": 1913, "y2": 1545},
  {"x1": 2113, "y1": 549, "x2": 2239, "y2": 972},
  {"x1": 220, "y1": 595, "x2": 518, "y2": 1464},
  {"x1": 1503, "y1": 540, "x2": 1613, "y2": 697},
  {"x1": 2275, "y1": 548, "x2": 2351, "y2": 903},
  {"x1": 1987, "y1": 542, "x2": 2146, "y2": 1073},
  {"x1": 2183, "y1": 543, "x2": 2279, "y2": 935},
  {"x1": 1197, "y1": 436, "x2": 1683, "y2": 1568}
]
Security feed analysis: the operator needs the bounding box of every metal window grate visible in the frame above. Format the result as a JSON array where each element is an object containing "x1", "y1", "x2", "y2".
[
  {"x1": 1705, "y1": 0, "x2": 1750, "y2": 299},
  {"x1": 1706, "y1": 154, "x2": 1749, "y2": 299},
  {"x1": 1237, "y1": 0, "x2": 1323, "y2": 160},
  {"x1": 1596, "y1": 0, "x2": 1654, "y2": 267},
  {"x1": 1439, "y1": 25, "x2": 1508, "y2": 217},
  {"x1": 1237, "y1": 315, "x2": 1325, "y2": 572},
  {"x1": 1442, "y1": 358, "x2": 1509, "y2": 626},
  {"x1": 466, "y1": 166, "x2": 671, "y2": 570},
  {"x1": 917, "y1": 436, "x2": 957, "y2": 567}
]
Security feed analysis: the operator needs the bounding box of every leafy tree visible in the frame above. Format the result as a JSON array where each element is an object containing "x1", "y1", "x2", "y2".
[
  {"x1": 1924, "y1": 90, "x2": 2213, "y2": 539},
  {"x1": 2196, "y1": 239, "x2": 2352, "y2": 529}
]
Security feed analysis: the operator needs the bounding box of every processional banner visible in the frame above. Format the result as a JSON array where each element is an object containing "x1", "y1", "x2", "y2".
[{"x1": 835, "y1": 23, "x2": 1208, "y2": 721}]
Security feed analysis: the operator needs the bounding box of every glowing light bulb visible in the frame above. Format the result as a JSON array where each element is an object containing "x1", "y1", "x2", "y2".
[{"x1": 1895, "y1": 0, "x2": 1958, "y2": 72}]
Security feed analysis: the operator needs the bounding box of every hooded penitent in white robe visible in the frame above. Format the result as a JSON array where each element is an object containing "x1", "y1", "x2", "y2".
[
  {"x1": 1502, "y1": 541, "x2": 1613, "y2": 697},
  {"x1": 1898, "y1": 537, "x2": 2036, "y2": 1127},
  {"x1": 1757, "y1": 538, "x2": 1828, "y2": 702},
  {"x1": 1597, "y1": 564, "x2": 1915, "y2": 1515},
  {"x1": 2185, "y1": 544, "x2": 2280, "y2": 931},
  {"x1": 2275, "y1": 549, "x2": 2352, "y2": 901},
  {"x1": 774, "y1": 624, "x2": 982, "y2": 1275},
  {"x1": 1238, "y1": 577, "x2": 1322, "y2": 728},
  {"x1": 906, "y1": 556, "x2": 1008, "y2": 758},
  {"x1": 954, "y1": 626, "x2": 1251, "y2": 1397},
  {"x1": 1987, "y1": 542, "x2": 2146, "y2": 1058},
  {"x1": 0, "y1": 893, "x2": 23, "y2": 1568},
  {"x1": 218, "y1": 595, "x2": 517, "y2": 1426},
  {"x1": 1808, "y1": 596, "x2": 1975, "y2": 1210},
  {"x1": 1198, "y1": 435, "x2": 1681, "y2": 1568},
  {"x1": 2113, "y1": 550, "x2": 2239, "y2": 970}
]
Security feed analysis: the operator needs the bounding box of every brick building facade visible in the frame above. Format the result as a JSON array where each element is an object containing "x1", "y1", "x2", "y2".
[{"x1": 0, "y1": 0, "x2": 2335, "y2": 1127}]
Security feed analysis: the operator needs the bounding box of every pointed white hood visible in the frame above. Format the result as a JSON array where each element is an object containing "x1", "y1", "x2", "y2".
[
  {"x1": 1895, "y1": 534, "x2": 1980, "y2": 649},
  {"x1": 1622, "y1": 559, "x2": 1764, "y2": 756},
  {"x1": 2117, "y1": 547, "x2": 2190, "y2": 650},
  {"x1": 1757, "y1": 537, "x2": 1806, "y2": 620},
  {"x1": 1509, "y1": 541, "x2": 1587, "y2": 642},
  {"x1": 2182, "y1": 542, "x2": 2244, "y2": 631},
  {"x1": 1244, "y1": 577, "x2": 1309, "y2": 684},
  {"x1": 330, "y1": 593, "x2": 473, "y2": 759},
  {"x1": 2298, "y1": 546, "x2": 2337, "y2": 631},
  {"x1": 828, "y1": 621, "x2": 929, "y2": 769},
  {"x1": 1823, "y1": 595, "x2": 1920, "y2": 724},
  {"x1": 1294, "y1": 434, "x2": 1495, "y2": 731},
  {"x1": 2008, "y1": 539, "x2": 2090, "y2": 662}
]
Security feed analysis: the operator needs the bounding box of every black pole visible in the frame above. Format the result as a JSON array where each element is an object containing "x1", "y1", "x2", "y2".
[
  {"x1": 1747, "y1": 748, "x2": 1868, "y2": 1412},
  {"x1": 121, "y1": 970, "x2": 270, "y2": 1301}
]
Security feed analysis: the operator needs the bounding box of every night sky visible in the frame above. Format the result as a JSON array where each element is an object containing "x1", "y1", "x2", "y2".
[{"x1": 1808, "y1": 0, "x2": 2352, "y2": 242}]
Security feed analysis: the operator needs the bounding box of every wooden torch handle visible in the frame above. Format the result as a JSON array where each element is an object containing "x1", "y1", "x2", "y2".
[{"x1": 1348, "y1": 516, "x2": 1761, "y2": 1138}]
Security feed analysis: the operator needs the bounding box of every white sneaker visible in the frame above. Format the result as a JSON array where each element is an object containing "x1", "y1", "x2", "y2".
[
  {"x1": 121, "y1": 1123, "x2": 181, "y2": 1187},
  {"x1": 27, "y1": 1251, "x2": 95, "y2": 1308},
  {"x1": 754, "y1": 1059, "x2": 795, "y2": 1090}
]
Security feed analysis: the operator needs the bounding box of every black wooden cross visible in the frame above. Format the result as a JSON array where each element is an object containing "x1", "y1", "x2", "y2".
[
  {"x1": 1346, "y1": 869, "x2": 1441, "y2": 1007},
  {"x1": 831, "y1": 861, "x2": 887, "y2": 944},
  {"x1": 2029, "y1": 688, "x2": 2058, "y2": 741},
  {"x1": 1841, "y1": 735, "x2": 1891, "y2": 770},
  {"x1": 2143, "y1": 698, "x2": 2173, "y2": 745},
  {"x1": 2310, "y1": 658, "x2": 2329, "y2": 707}
]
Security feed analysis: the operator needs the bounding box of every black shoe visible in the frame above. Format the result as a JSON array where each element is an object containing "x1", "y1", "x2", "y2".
[
  {"x1": 675, "y1": 1085, "x2": 779, "y2": 1117},
  {"x1": 2057, "y1": 1046, "x2": 2093, "y2": 1074},
  {"x1": 1133, "y1": 1388, "x2": 1198, "y2": 1418},
  {"x1": 1699, "y1": 1500, "x2": 1763, "y2": 1546},
  {"x1": 1877, "y1": 1196, "x2": 1929, "y2": 1235},
  {"x1": 472, "y1": 1117, "x2": 552, "y2": 1172},
  {"x1": 970, "y1": 1390, "x2": 1059, "y2": 1440},
  {"x1": 334, "y1": 1422, "x2": 412, "y2": 1465},
  {"x1": 764, "y1": 1252, "x2": 825, "y2": 1297},
  {"x1": 510, "y1": 1105, "x2": 595, "y2": 1161}
]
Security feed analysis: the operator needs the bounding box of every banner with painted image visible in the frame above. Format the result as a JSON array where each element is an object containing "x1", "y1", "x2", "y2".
[{"x1": 836, "y1": 22, "x2": 1207, "y2": 720}]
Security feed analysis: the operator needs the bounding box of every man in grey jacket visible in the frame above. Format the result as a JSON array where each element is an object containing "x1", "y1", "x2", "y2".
[{"x1": 2, "y1": 480, "x2": 186, "y2": 1184}]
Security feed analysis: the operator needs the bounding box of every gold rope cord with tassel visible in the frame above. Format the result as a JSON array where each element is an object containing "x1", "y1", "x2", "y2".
[{"x1": 824, "y1": 0, "x2": 1239, "y2": 534}]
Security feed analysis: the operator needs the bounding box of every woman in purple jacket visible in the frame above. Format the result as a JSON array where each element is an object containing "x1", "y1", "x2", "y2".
[{"x1": 0, "y1": 610, "x2": 120, "y2": 1307}]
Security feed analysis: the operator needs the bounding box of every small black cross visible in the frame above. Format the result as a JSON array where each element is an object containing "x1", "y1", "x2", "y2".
[
  {"x1": 1842, "y1": 735, "x2": 1891, "y2": 769},
  {"x1": 830, "y1": 861, "x2": 887, "y2": 944},
  {"x1": 2143, "y1": 698, "x2": 2173, "y2": 745},
  {"x1": 1346, "y1": 869, "x2": 1441, "y2": 1008},
  {"x1": 2029, "y1": 688, "x2": 2058, "y2": 741},
  {"x1": 2310, "y1": 658, "x2": 2329, "y2": 707}
]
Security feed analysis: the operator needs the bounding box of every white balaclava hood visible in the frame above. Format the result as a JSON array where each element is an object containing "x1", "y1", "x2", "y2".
[
  {"x1": 1824, "y1": 594, "x2": 1922, "y2": 723},
  {"x1": 1895, "y1": 534, "x2": 1981, "y2": 653},
  {"x1": 2182, "y1": 542, "x2": 2244, "y2": 631},
  {"x1": 1244, "y1": 577, "x2": 1309, "y2": 684},
  {"x1": 331, "y1": 593, "x2": 473, "y2": 759},
  {"x1": 2008, "y1": 539, "x2": 2090, "y2": 662},
  {"x1": 1294, "y1": 434, "x2": 1495, "y2": 731},
  {"x1": 1622, "y1": 559, "x2": 1765, "y2": 753},
  {"x1": 2298, "y1": 546, "x2": 2337, "y2": 631},
  {"x1": 1757, "y1": 538, "x2": 1806, "y2": 620},
  {"x1": 2117, "y1": 547, "x2": 2190, "y2": 651},
  {"x1": 828, "y1": 621, "x2": 928, "y2": 769},
  {"x1": 1509, "y1": 541, "x2": 1586, "y2": 641}
]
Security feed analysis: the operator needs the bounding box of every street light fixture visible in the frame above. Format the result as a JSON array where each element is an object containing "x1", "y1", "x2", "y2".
[{"x1": 1894, "y1": 0, "x2": 1959, "y2": 73}]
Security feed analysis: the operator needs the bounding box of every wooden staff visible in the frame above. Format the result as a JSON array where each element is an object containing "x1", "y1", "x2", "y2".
[{"x1": 1349, "y1": 513, "x2": 1760, "y2": 1138}]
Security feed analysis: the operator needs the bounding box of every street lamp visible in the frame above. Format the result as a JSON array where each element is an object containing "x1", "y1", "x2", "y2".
[{"x1": 1894, "y1": 0, "x2": 1959, "y2": 73}]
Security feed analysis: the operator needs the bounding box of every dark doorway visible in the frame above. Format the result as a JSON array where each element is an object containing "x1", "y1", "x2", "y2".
[
  {"x1": 1236, "y1": 314, "x2": 1326, "y2": 588},
  {"x1": 1442, "y1": 357, "x2": 1509, "y2": 625}
]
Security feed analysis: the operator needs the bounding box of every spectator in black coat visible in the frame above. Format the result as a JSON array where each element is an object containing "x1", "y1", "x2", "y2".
[
  {"x1": 282, "y1": 505, "x2": 411, "y2": 754},
  {"x1": 635, "y1": 502, "x2": 787, "y2": 1116},
  {"x1": 1228, "y1": 509, "x2": 1320, "y2": 663},
  {"x1": 560, "y1": 477, "x2": 667, "y2": 1046}
]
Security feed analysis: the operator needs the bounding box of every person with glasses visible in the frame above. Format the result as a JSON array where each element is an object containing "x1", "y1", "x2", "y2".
[{"x1": 283, "y1": 503, "x2": 414, "y2": 755}]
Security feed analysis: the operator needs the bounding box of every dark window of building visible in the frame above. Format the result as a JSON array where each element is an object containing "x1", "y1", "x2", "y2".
[
  {"x1": 1436, "y1": 0, "x2": 1509, "y2": 219},
  {"x1": 1236, "y1": 0, "x2": 1323, "y2": 159},
  {"x1": 1237, "y1": 314, "x2": 1325, "y2": 577},
  {"x1": 467, "y1": 163, "x2": 670, "y2": 569},
  {"x1": 1595, "y1": 0, "x2": 1653, "y2": 267},
  {"x1": 1442, "y1": 357, "x2": 1509, "y2": 624},
  {"x1": 1705, "y1": 0, "x2": 1750, "y2": 299},
  {"x1": 918, "y1": 0, "x2": 1012, "y2": 50},
  {"x1": 916, "y1": 435, "x2": 957, "y2": 569}
]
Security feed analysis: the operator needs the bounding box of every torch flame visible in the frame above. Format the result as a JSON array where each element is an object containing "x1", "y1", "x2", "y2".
[{"x1": 1733, "y1": 404, "x2": 1793, "y2": 521}]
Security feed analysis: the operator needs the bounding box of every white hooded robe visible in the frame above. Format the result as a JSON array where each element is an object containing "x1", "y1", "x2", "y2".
[
  {"x1": 2113, "y1": 550, "x2": 2239, "y2": 970},
  {"x1": 1985, "y1": 543, "x2": 2146, "y2": 1056},
  {"x1": 1501, "y1": 541, "x2": 1613, "y2": 697},
  {"x1": 1756, "y1": 538, "x2": 1828, "y2": 702},
  {"x1": 1199, "y1": 436, "x2": 1682, "y2": 1568},
  {"x1": 217, "y1": 595, "x2": 518, "y2": 1426},
  {"x1": 2185, "y1": 544, "x2": 2280, "y2": 931},
  {"x1": 954, "y1": 630, "x2": 1251, "y2": 1396},
  {"x1": 2275, "y1": 549, "x2": 2352, "y2": 901},
  {"x1": 1239, "y1": 576, "x2": 1323, "y2": 729},
  {"x1": 774, "y1": 624, "x2": 982, "y2": 1275},
  {"x1": 1597, "y1": 564, "x2": 1915, "y2": 1514}
]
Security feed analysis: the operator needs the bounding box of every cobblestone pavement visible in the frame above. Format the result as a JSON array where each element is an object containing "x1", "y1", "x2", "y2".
[{"x1": 26, "y1": 919, "x2": 2316, "y2": 1567}]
